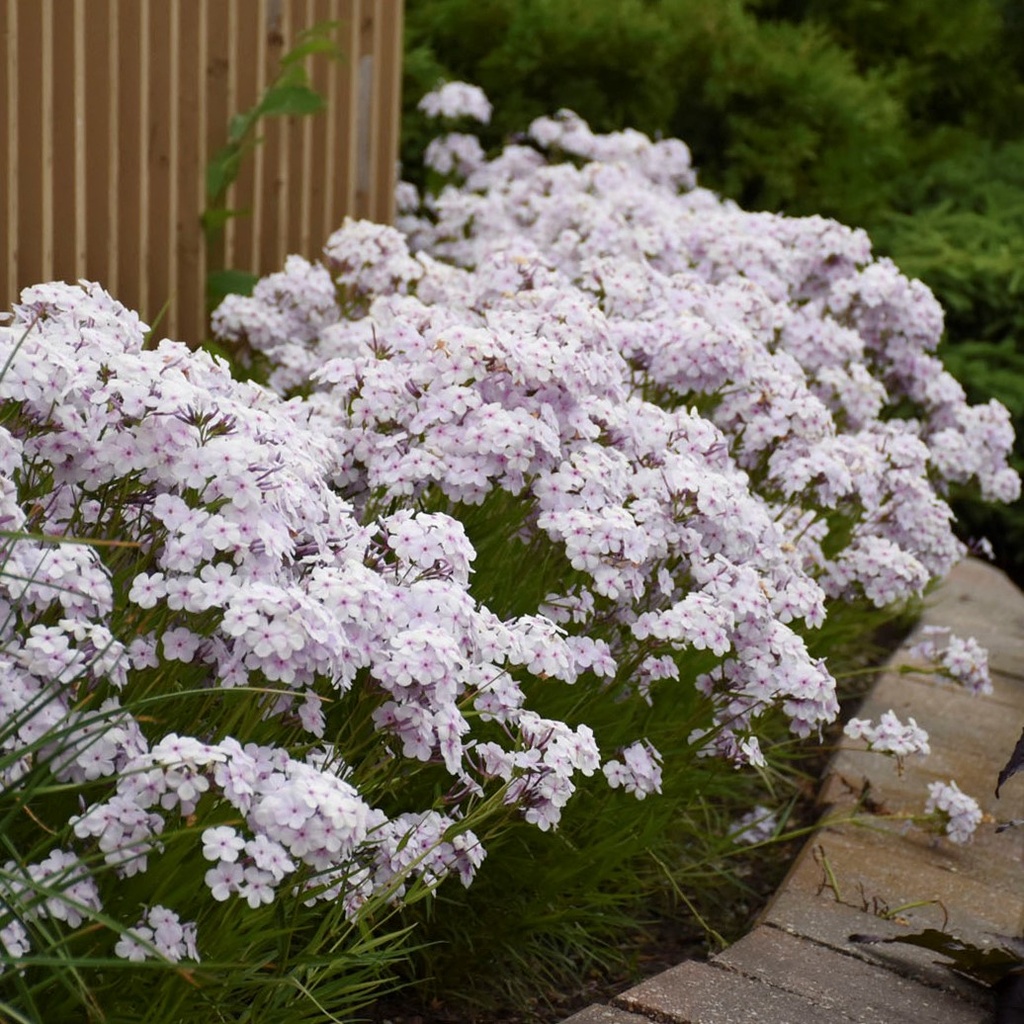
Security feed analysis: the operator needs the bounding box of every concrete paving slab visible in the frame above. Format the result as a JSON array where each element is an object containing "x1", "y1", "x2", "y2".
[
  {"x1": 922, "y1": 557, "x2": 1024, "y2": 619},
  {"x1": 821, "y1": 742, "x2": 1008, "y2": 819},
  {"x1": 715, "y1": 925, "x2": 989, "y2": 1023},
  {"x1": 764, "y1": 822, "x2": 1022, "y2": 946},
  {"x1": 910, "y1": 559, "x2": 1024, "y2": 673},
  {"x1": 560, "y1": 1006, "x2": 651, "y2": 1024},
  {"x1": 761, "y1": 886, "x2": 988, "y2": 1003},
  {"x1": 560, "y1": 560, "x2": 1024, "y2": 1023},
  {"x1": 614, "y1": 960, "x2": 859, "y2": 1024},
  {"x1": 817, "y1": 791, "x2": 1024, "y2": 888}
]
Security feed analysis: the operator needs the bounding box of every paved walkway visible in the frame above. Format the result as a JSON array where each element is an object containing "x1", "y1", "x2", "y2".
[{"x1": 563, "y1": 558, "x2": 1024, "y2": 1023}]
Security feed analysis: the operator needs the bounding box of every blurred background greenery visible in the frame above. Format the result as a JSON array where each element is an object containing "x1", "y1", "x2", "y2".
[{"x1": 402, "y1": 0, "x2": 1024, "y2": 585}]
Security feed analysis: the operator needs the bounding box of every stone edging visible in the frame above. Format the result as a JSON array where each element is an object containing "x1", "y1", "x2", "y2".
[{"x1": 563, "y1": 557, "x2": 1024, "y2": 1023}]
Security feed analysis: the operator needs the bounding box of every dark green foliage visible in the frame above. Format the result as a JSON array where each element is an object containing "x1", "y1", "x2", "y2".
[
  {"x1": 402, "y1": 0, "x2": 907, "y2": 221},
  {"x1": 403, "y1": 0, "x2": 1024, "y2": 584},
  {"x1": 758, "y1": 0, "x2": 1023, "y2": 138},
  {"x1": 870, "y1": 140, "x2": 1024, "y2": 578}
]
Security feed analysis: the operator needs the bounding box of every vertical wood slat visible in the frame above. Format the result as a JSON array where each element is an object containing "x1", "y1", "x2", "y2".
[
  {"x1": 0, "y1": 0, "x2": 404, "y2": 340},
  {"x1": 307, "y1": 0, "x2": 334, "y2": 252},
  {"x1": 222, "y1": 0, "x2": 242, "y2": 268},
  {"x1": 73, "y1": 0, "x2": 86, "y2": 276},
  {"x1": 176, "y1": 0, "x2": 203, "y2": 345},
  {"x1": 356, "y1": 1, "x2": 377, "y2": 220},
  {"x1": 0, "y1": 1, "x2": 14, "y2": 304},
  {"x1": 204, "y1": 1, "x2": 231, "y2": 300},
  {"x1": 251, "y1": 0, "x2": 276, "y2": 276},
  {"x1": 84, "y1": 0, "x2": 114, "y2": 292},
  {"x1": 288, "y1": 0, "x2": 312, "y2": 259},
  {"x1": 40, "y1": 0, "x2": 54, "y2": 280},
  {"x1": 337, "y1": 0, "x2": 362, "y2": 218},
  {"x1": 15, "y1": 1, "x2": 43, "y2": 289},
  {"x1": 147, "y1": 2, "x2": 172, "y2": 335},
  {"x1": 376, "y1": 0, "x2": 403, "y2": 226},
  {"x1": 117, "y1": 0, "x2": 143, "y2": 315}
]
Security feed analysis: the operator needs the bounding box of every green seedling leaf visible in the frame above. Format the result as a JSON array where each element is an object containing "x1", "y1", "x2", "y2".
[
  {"x1": 206, "y1": 149, "x2": 245, "y2": 201},
  {"x1": 258, "y1": 84, "x2": 325, "y2": 118},
  {"x1": 996, "y1": 725, "x2": 1024, "y2": 796},
  {"x1": 279, "y1": 34, "x2": 343, "y2": 65},
  {"x1": 277, "y1": 62, "x2": 311, "y2": 89},
  {"x1": 201, "y1": 207, "x2": 253, "y2": 232},
  {"x1": 206, "y1": 268, "x2": 259, "y2": 306},
  {"x1": 850, "y1": 928, "x2": 1022, "y2": 987},
  {"x1": 227, "y1": 109, "x2": 257, "y2": 146}
]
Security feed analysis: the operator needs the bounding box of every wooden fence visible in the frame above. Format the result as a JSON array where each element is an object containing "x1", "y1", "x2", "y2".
[{"x1": 0, "y1": 0, "x2": 405, "y2": 344}]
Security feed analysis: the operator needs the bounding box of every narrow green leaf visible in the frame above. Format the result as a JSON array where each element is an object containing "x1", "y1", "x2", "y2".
[
  {"x1": 257, "y1": 84, "x2": 326, "y2": 118},
  {"x1": 227, "y1": 110, "x2": 257, "y2": 145},
  {"x1": 201, "y1": 207, "x2": 253, "y2": 233},
  {"x1": 206, "y1": 149, "x2": 243, "y2": 201},
  {"x1": 279, "y1": 35, "x2": 343, "y2": 66}
]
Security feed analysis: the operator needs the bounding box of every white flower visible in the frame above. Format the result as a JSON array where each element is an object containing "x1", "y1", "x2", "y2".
[
  {"x1": 418, "y1": 82, "x2": 492, "y2": 123},
  {"x1": 201, "y1": 826, "x2": 245, "y2": 863},
  {"x1": 844, "y1": 711, "x2": 930, "y2": 758},
  {"x1": 925, "y1": 780, "x2": 982, "y2": 844},
  {"x1": 204, "y1": 861, "x2": 244, "y2": 902},
  {"x1": 602, "y1": 741, "x2": 663, "y2": 800},
  {"x1": 729, "y1": 806, "x2": 778, "y2": 846}
]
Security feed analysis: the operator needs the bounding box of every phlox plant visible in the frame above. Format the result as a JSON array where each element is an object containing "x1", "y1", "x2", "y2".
[
  {"x1": 0, "y1": 285, "x2": 592, "y2": 1020},
  {"x1": 0, "y1": 81, "x2": 1016, "y2": 1019},
  {"x1": 209, "y1": 81, "x2": 1017, "y2": 1005}
]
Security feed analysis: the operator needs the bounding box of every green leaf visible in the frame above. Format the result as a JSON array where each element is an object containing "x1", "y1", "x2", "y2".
[
  {"x1": 201, "y1": 207, "x2": 253, "y2": 233},
  {"x1": 279, "y1": 34, "x2": 343, "y2": 66},
  {"x1": 227, "y1": 109, "x2": 257, "y2": 145},
  {"x1": 275, "y1": 63, "x2": 310, "y2": 90},
  {"x1": 257, "y1": 84, "x2": 326, "y2": 118},
  {"x1": 206, "y1": 268, "x2": 260, "y2": 307},
  {"x1": 206, "y1": 148, "x2": 244, "y2": 201}
]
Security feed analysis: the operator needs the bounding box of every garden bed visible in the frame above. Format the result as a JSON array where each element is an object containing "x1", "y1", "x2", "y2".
[{"x1": 0, "y1": 83, "x2": 1014, "y2": 1023}]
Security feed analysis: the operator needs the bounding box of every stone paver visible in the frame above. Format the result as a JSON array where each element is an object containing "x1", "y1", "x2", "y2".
[
  {"x1": 561, "y1": 1007, "x2": 650, "y2": 1024},
  {"x1": 615, "y1": 960, "x2": 859, "y2": 1023},
  {"x1": 715, "y1": 925, "x2": 988, "y2": 1024},
  {"x1": 765, "y1": 821, "x2": 1021, "y2": 943},
  {"x1": 560, "y1": 559, "x2": 1024, "y2": 1023},
  {"x1": 760, "y1": 886, "x2": 988, "y2": 1004}
]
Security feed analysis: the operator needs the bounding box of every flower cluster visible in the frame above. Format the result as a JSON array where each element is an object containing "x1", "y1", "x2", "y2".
[
  {"x1": 113, "y1": 906, "x2": 198, "y2": 963},
  {"x1": 729, "y1": 806, "x2": 779, "y2": 846},
  {"x1": 602, "y1": 740, "x2": 663, "y2": 800},
  {"x1": 0, "y1": 280, "x2": 601, "y2": 968},
  {"x1": 0, "y1": 850, "x2": 102, "y2": 962},
  {"x1": 924, "y1": 780, "x2": 983, "y2": 844},
  {"x1": 417, "y1": 81, "x2": 493, "y2": 124},
  {"x1": 843, "y1": 711, "x2": 931, "y2": 760},
  {"x1": 216, "y1": 92, "x2": 1017, "y2": 780},
  {"x1": 908, "y1": 626, "x2": 992, "y2": 695}
]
